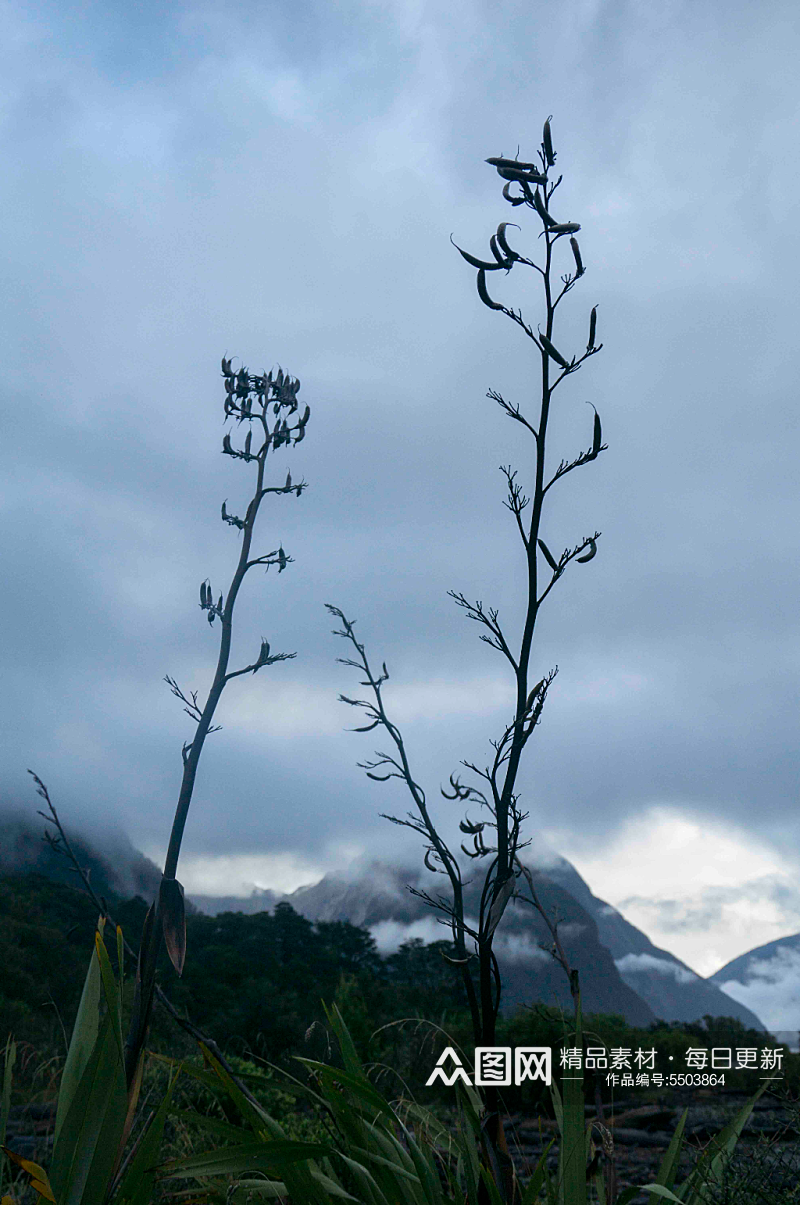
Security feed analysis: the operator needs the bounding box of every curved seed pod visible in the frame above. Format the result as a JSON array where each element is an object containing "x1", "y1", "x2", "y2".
[
  {"x1": 549, "y1": 222, "x2": 581, "y2": 234},
  {"x1": 539, "y1": 333, "x2": 570, "y2": 368},
  {"x1": 538, "y1": 539, "x2": 559, "y2": 572},
  {"x1": 244, "y1": 430, "x2": 252, "y2": 458},
  {"x1": 221, "y1": 500, "x2": 228, "y2": 522},
  {"x1": 450, "y1": 233, "x2": 506, "y2": 271},
  {"x1": 459, "y1": 817, "x2": 485, "y2": 835},
  {"x1": 496, "y1": 165, "x2": 548, "y2": 184},
  {"x1": 222, "y1": 433, "x2": 233, "y2": 454},
  {"x1": 502, "y1": 181, "x2": 526, "y2": 206},
  {"x1": 224, "y1": 376, "x2": 235, "y2": 395},
  {"x1": 525, "y1": 679, "x2": 545, "y2": 711},
  {"x1": 543, "y1": 116, "x2": 555, "y2": 167},
  {"x1": 276, "y1": 367, "x2": 284, "y2": 388},
  {"x1": 285, "y1": 470, "x2": 292, "y2": 489},
  {"x1": 533, "y1": 189, "x2": 556, "y2": 227},
  {"x1": 576, "y1": 538, "x2": 597, "y2": 563},
  {"x1": 278, "y1": 546, "x2": 287, "y2": 572},
  {"x1": 477, "y1": 269, "x2": 505, "y2": 311},
  {"x1": 200, "y1": 581, "x2": 208, "y2": 607},
  {"x1": 588, "y1": 305, "x2": 598, "y2": 350},
  {"x1": 300, "y1": 404, "x2": 310, "y2": 426},
  {"x1": 207, "y1": 610, "x2": 214, "y2": 625},
  {"x1": 221, "y1": 356, "x2": 233, "y2": 377},
  {"x1": 424, "y1": 848, "x2": 440, "y2": 873},
  {"x1": 294, "y1": 424, "x2": 305, "y2": 444},
  {"x1": 486, "y1": 156, "x2": 540, "y2": 172},
  {"x1": 496, "y1": 222, "x2": 521, "y2": 260},
  {"x1": 489, "y1": 234, "x2": 510, "y2": 266},
  {"x1": 216, "y1": 593, "x2": 223, "y2": 612},
  {"x1": 570, "y1": 237, "x2": 584, "y2": 277}
]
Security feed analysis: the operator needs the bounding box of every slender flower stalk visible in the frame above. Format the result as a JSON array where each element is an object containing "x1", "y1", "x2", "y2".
[
  {"x1": 123, "y1": 358, "x2": 311, "y2": 1090},
  {"x1": 328, "y1": 117, "x2": 606, "y2": 1200}
]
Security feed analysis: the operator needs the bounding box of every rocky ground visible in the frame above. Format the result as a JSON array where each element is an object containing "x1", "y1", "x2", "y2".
[
  {"x1": 505, "y1": 1087, "x2": 800, "y2": 1202},
  {"x1": 4, "y1": 1087, "x2": 800, "y2": 1202}
]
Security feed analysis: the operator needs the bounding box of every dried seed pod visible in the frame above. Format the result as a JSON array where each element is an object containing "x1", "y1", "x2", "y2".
[
  {"x1": 525, "y1": 679, "x2": 545, "y2": 711},
  {"x1": 285, "y1": 470, "x2": 292, "y2": 489},
  {"x1": 549, "y1": 222, "x2": 581, "y2": 234},
  {"x1": 217, "y1": 594, "x2": 223, "y2": 612},
  {"x1": 221, "y1": 500, "x2": 228, "y2": 522},
  {"x1": 477, "y1": 269, "x2": 505, "y2": 311},
  {"x1": 221, "y1": 356, "x2": 233, "y2": 376},
  {"x1": 539, "y1": 333, "x2": 569, "y2": 368},
  {"x1": 502, "y1": 181, "x2": 526, "y2": 206},
  {"x1": 278, "y1": 547, "x2": 287, "y2": 572},
  {"x1": 570, "y1": 237, "x2": 584, "y2": 277},
  {"x1": 244, "y1": 430, "x2": 252, "y2": 458},
  {"x1": 200, "y1": 581, "x2": 208, "y2": 607},
  {"x1": 222, "y1": 433, "x2": 233, "y2": 454},
  {"x1": 576, "y1": 537, "x2": 597, "y2": 563},
  {"x1": 486, "y1": 156, "x2": 540, "y2": 172},
  {"x1": 592, "y1": 409, "x2": 602, "y2": 457},
  {"x1": 533, "y1": 189, "x2": 556, "y2": 227},
  {"x1": 299, "y1": 404, "x2": 310, "y2": 426},
  {"x1": 496, "y1": 222, "x2": 521, "y2": 260},
  {"x1": 543, "y1": 116, "x2": 555, "y2": 166},
  {"x1": 489, "y1": 234, "x2": 510, "y2": 266},
  {"x1": 496, "y1": 165, "x2": 548, "y2": 184},
  {"x1": 588, "y1": 305, "x2": 598, "y2": 350},
  {"x1": 294, "y1": 424, "x2": 305, "y2": 444},
  {"x1": 537, "y1": 539, "x2": 559, "y2": 572},
  {"x1": 450, "y1": 233, "x2": 506, "y2": 271}
]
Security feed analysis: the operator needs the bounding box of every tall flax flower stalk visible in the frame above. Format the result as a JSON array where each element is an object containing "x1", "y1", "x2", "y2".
[
  {"x1": 123, "y1": 359, "x2": 311, "y2": 1090},
  {"x1": 329, "y1": 117, "x2": 605, "y2": 1192}
]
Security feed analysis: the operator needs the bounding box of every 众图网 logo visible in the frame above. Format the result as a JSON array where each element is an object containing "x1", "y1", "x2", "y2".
[{"x1": 425, "y1": 1046, "x2": 552, "y2": 1087}]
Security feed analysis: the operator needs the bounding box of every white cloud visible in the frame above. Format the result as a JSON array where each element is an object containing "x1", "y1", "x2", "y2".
[
  {"x1": 718, "y1": 946, "x2": 800, "y2": 1031},
  {"x1": 553, "y1": 808, "x2": 800, "y2": 975},
  {"x1": 615, "y1": 953, "x2": 697, "y2": 984}
]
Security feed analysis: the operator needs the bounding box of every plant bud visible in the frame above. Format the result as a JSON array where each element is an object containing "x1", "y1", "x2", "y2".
[{"x1": 569, "y1": 237, "x2": 584, "y2": 277}]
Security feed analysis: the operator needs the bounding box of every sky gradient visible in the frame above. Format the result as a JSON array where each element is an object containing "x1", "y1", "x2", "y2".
[{"x1": 2, "y1": 0, "x2": 799, "y2": 1007}]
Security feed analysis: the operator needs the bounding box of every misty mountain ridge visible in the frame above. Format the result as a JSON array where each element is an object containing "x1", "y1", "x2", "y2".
[
  {"x1": 0, "y1": 811, "x2": 767, "y2": 1030},
  {"x1": 194, "y1": 854, "x2": 765, "y2": 1030}
]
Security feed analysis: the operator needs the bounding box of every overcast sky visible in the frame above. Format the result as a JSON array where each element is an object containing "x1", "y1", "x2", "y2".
[{"x1": 2, "y1": 0, "x2": 799, "y2": 988}]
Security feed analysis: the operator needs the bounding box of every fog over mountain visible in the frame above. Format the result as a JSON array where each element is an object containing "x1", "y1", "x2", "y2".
[
  {"x1": 192, "y1": 854, "x2": 766, "y2": 1030},
  {"x1": 710, "y1": 935, "x2": 800, "y2": 1045}
]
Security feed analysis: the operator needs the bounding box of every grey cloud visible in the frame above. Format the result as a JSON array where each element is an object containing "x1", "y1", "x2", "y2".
[{"x1": 1, "y1": 0, "x2": 799, "y2": 942}]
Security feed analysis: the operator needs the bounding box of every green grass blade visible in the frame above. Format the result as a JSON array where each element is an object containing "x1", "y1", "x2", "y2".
[
  {"x1": 654, "y1": 1107, "x2": 688, "y2": 1191},
  {"x1": 48, "y1": 1011, "x2": 128, "y2": 1205},
  {"x1": 115, "y1": 1068, "x2": 181, "y2": 1205},
  {"x1": 54, "y1": 918, "x2": 105, "y2": 1150}
]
